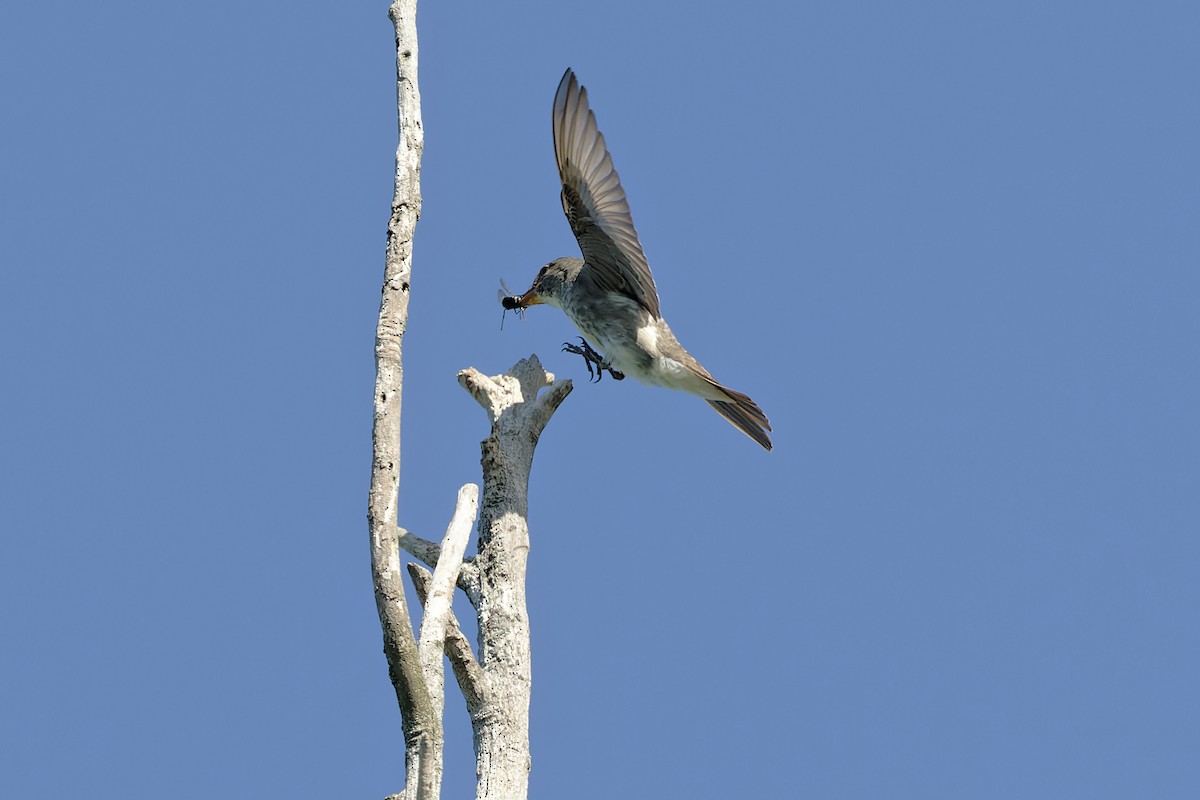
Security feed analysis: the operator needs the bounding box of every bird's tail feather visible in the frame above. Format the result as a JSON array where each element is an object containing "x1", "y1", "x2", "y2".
[{"x1": 706, "y1": 385, "x2": 772, "y2": 451}]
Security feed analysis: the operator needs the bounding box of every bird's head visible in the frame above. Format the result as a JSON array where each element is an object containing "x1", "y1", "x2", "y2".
[{"x1": 500, "y1": 258, "x2": 581, "y2": 310}]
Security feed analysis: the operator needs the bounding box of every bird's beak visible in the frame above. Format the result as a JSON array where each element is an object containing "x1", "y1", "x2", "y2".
[{"x1": 503, "y1": 289, "x2": 543, "y2": 309}]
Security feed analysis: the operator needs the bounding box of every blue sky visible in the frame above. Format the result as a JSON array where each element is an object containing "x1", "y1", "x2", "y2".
[{"x1": 2, "y1": 2, "x2": 1198, "y2": 797}]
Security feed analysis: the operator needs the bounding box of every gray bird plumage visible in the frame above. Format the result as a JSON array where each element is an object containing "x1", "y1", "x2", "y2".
[{"x1": 505, "y1": 69, "x2": 773, "y2": 451}]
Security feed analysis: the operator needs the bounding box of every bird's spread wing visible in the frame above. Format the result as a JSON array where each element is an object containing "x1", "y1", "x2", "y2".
[{"x1": 553, "y1": 69, "x2": 661, "y2": 318}]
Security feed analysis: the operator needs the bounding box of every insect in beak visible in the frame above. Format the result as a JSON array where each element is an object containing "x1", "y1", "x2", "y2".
[{"x1": 498, "y1": 279, "x2": 527, "y2": 328}]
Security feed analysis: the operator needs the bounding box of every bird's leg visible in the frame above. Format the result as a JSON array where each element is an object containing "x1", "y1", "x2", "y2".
[
  {"x1": 562, "y1": 338, "x2": 598, "y2": 381},
  {"x1": 562, "y1": 337, "x2": 624, "y2": 382},
  {"x1": 562, "y1": 337, "x2": 602, "y2": 382}
]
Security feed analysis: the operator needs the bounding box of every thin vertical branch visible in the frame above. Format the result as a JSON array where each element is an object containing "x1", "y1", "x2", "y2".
[
  {"x1": 408, "y1": 563, "x2": 487, "y2": 713},
  {"x1": 371, "y1": 0, "x2": 427, "y2": 795},
  {"x1": 412, "y1": 484, "x2": 479, "y2": 799}
]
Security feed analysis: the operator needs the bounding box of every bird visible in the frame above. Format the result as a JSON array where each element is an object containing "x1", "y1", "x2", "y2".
[{"x1": 502, "y1": 69, "x2": 772, "y2": 451}]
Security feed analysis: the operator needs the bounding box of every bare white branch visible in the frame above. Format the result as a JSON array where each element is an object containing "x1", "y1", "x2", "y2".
[
  {"x1": 396, "y1": 526, "x2": 481, "y2": 606},
  {"x1": 393, "y1": 527, "x2": 442, "y2": 566},
  {"x1": 418, "y1": 484, "x2": 479, "y2": 683},
  {"x1": 409, "y1": 482, "x2": 478, "y2": 800},
  {"x1": 458, "y1": 355, "x2": 572, "y2": 436},
  {"x1": 457, "y1": 356, "x2": 571, "y2": 800},
  {"x1": 408, "y1": 562, "x2": 486, "y2": 713},
  {"x1": 371, "y1": 0, "x2": 428, "y2": 797}
]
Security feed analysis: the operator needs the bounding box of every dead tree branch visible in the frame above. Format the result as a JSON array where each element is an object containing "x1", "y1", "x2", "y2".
[
  {"x1": 371, "y1": 0, "x2": 426, "y2": 795},
  {"x1": 457, "y1": 357, "x2": 572, "y2": 800},
  {"x1": 371, "y1": 1, "x2": 571, "y2": 797}
]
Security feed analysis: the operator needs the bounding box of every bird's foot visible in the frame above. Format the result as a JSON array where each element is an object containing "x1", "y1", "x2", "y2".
[{"x1": 562, "y1": 337, "x2": 624, "y2": 382}]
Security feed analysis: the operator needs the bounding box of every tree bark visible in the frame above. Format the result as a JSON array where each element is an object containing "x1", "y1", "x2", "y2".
[
  {"x1": 459, "y1": 358, "x2": 572, "y2": 800},
  {"x1": 371, "y1": 0, "x2": 426, "y2": 795},
  {"x1": 414, "y1": 485, "x2": 478, "y2": 798}
]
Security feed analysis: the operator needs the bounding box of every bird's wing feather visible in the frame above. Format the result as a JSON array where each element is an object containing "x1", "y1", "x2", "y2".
[{"x1": 553, "y1": 69, "x2": 661, "y2": 318}]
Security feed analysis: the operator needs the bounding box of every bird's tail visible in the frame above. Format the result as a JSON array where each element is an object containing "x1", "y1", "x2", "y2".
[{"x1": 706, "y1": 385, "x2": 773, "y2": 451}]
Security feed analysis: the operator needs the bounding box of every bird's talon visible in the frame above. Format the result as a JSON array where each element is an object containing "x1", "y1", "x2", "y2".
[{"x1": 561, "y1": 337, "x2": 614, "y2": 382}]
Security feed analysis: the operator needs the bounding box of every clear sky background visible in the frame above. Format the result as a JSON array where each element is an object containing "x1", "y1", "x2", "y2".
[{"x1": 2, "y1": 2, "x2": 1197, "y2": 798}]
